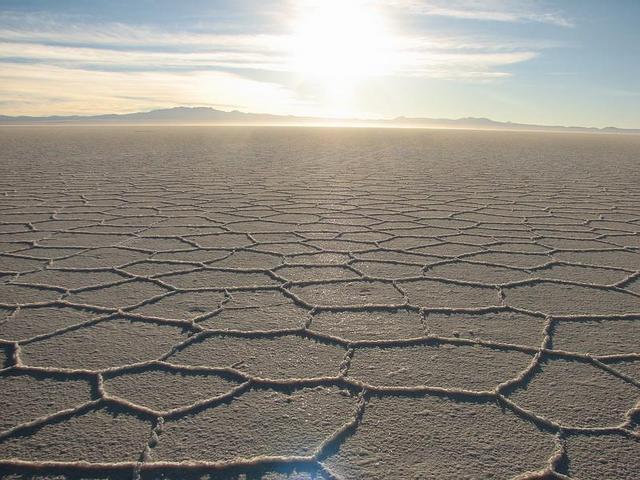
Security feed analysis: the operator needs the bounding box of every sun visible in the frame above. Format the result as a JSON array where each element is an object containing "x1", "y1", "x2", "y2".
[{"x1": 289, "y1": 0, "x2": 392, "y2": 99}]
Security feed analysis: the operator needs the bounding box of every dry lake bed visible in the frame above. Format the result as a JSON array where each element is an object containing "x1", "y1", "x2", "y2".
[{"x1": 0, "y1": 126, "x2": 639, "y2": 479}]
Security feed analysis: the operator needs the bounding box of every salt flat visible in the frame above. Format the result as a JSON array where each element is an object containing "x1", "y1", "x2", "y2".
[{"x1": 0, "y1": 126, "x2": 639, "y2": 479}]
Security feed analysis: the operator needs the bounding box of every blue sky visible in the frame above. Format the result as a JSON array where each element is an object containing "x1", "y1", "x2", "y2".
[{"x1": 0, "y1": 0, "x2": 638, "y2": 127}]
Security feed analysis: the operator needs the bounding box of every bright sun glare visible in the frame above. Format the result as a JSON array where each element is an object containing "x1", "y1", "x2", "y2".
[{"x1": 290, "y1": 0, "x2": 393, "y2": 107}]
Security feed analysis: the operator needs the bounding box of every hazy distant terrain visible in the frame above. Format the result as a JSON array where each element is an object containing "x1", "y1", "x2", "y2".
[
  {"x1": 0, "y1": 127, "x2": 639, "y2": 479},
  {"x1": 1, "y1": 107, "x2": 639, "y2": 134}
]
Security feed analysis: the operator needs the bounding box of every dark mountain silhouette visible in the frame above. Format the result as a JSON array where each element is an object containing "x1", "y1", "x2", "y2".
[{"x1": 1, "y1": 107, "x2": 638, "y2": 133}]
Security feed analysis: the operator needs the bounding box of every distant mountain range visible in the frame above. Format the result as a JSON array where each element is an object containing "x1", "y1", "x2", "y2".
[{"x1": 1, "y1": 106, "x2": 638, "y2": 134}]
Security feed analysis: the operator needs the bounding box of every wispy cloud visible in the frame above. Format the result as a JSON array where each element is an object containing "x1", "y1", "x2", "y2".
[
  {"x1": 0, "y1": 13, "x2": 540, "y2": 76},
  {"x1": 0, "y1": 62, "x2": 302, "y2": 116},
  {"x1": 0, "y1": 13, "x2": 285, "y2": 52},
  {"x1": 0, "y1": 0, "x2": 567, "y2": 115},
  {"x1": 395, "y1": 50, "x2": 538, "y2": 79},
  {"x1": 387, "y1": 0, "x2": 573, "y2": 27},
  {"x1": 0, "y1": 41, "x2": 289, "y2": 72}
]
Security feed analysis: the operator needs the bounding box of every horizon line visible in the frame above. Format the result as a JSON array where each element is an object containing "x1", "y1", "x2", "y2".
[{"x1": 1, "y1": 106, "x2": 639, "y2": 133}]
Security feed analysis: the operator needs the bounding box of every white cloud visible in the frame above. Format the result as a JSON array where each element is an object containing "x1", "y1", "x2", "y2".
[
  {"x1": 0, "y1": 21, "x2": 286, "y2": 52},
  {"x1": 0, "y1": 3, "x2": 559, "y2": 115},
  {"x1": 0, "y1": 26, "x2": 538, "y2": 79},
  {"x1": 395, "y1": 50, "x2": 538, "y2": 78},
  {"x1": 0, "y1": 62, "x2": 302, "y2": 116},
  {"x1": 0, "y1": 41, "x2": 289, "y2": 71},
  {"x1": 386, "y1": 0, "x2": 573, "y2": 27}
]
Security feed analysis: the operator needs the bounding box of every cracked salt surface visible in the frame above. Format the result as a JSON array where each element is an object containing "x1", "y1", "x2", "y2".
[{"x1": 0, "y1": 127, "x2": 639, "y2": 478}]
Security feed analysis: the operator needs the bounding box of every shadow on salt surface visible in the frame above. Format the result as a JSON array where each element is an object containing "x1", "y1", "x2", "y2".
[
  {"x1": 0, "y1": 404, "x2": 152, "y2": 464},
  {"x1": 0, "y1": 371, "x2": 94, "y2": 433},
  {"x1": 505, "y1": 356, "x2": 639, "y2": 428},
  {"x1": 323, "y1": 394, "x2": 556, "y2": 480},
  {"x1": 138, "y1": 465, "x2": 330, "y2": 480},
  {"x1": 559, "y1": 432, "x2": 640, "y2": 480},
  {"x1": 0, "y1": 343, "x2": 12, "y2": 368},
  {"x1": 149, "y1": 387, "x2": 356, "y2": 464}
]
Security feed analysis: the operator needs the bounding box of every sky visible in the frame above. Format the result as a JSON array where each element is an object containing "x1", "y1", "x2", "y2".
[{"x1": 0, "y1": 0, "x2": 638, "y2": 127}]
